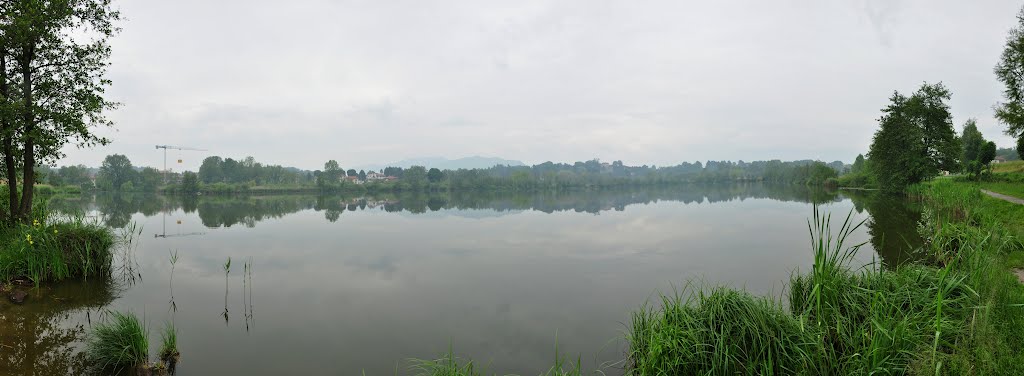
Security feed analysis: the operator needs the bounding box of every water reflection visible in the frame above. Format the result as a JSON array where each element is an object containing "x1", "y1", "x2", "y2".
[
  {"x1": 845, "y1": 190, "x2": 926, "y2": 268},
  {"x1": 0, "y1": 280, "x2": 118, "y2": 375},
  {"x1": 48, "y1": 183, "x2": 848, "y2": 229}
]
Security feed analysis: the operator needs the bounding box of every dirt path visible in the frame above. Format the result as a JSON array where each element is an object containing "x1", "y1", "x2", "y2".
[{"x1": 981, "y1": 189, "x2": 1024, "y2": 205}]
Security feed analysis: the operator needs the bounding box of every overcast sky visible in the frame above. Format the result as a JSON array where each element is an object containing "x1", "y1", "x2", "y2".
[{"x1": 58, "y1": 0, "x2": 1023, "y2": 171}]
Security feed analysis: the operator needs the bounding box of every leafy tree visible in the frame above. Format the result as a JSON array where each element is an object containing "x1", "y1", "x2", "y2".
[
  {"x1": 181, "y1": 171, "x2": 199, "y2": 194},
  {"x1": 1019, "y1": 136, "x2": 1024, "y2": 160},
  {"x1": 995, "y1": 7, "x2": 1024, "y2": 139},
  {"x1": 404, "y1": 166, "x2": 427, "y2": 189},
  {"x1": 358, "y1": 169, "x2": 366, "y2": 181},
  {"x1": 867, "y1": 84, "x2": 959, "y2": 191},
  {"x1": 383, "y1": 166, "x2": 403, "y2": 178},
  {"x1": 346, "y1": 168, "x2": 357, "y2": 177},
  {"x1": 97, "y1": 154, "x2": 135, "y2": 191},
  {"x1": 55, "y1": 164, "x2": 93, "y2": 189},
  {"x1": 199, "y1": 156, "x2": 224, "y2": 183},
  {"x1": 981, "y1": 141, "x2": 997, "y2": 168},
  {"x1": 137, "y1": 167, "x2": 163, "y2": 192},
  {"x1": 961, "y1": 119, "x2": 984, "y2": 169},
  {"x1": 851, "y1": 154, "x2": 866, "y2": 174},
  {"x1": 907, "y1": 83, "x2": 959, "y2": 173},
  {"x1": 868, "y1": 92, "x2": 928, "y2": 192},
  {"x1": 427, "y1": 167, "x2": 443, "y2": 183},
  {"x1": 0, "y1": 0, "x2": 120, "y2": 222}
]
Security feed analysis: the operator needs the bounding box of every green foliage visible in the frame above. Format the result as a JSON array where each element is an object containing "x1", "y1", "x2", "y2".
[
  {"x1": 181, "y1": 171, "x2": 199, "y2": 195},
  {"x1": 409, "y1": 345, "x2": 582, "y2": 376},
  {"x1": 1018, "y1": 136, "x2": 1024, "y2": 161},
  {"x1": 405, "y1": 165, "x2": 428, "y2": 190},
  {"x1": 427, "y1": 167, "x2": 443, "y2": 183},
  {"x1": 97, "y1": 154, "x2": 136, "y2": 191},
  {"x1": 85, "y1": 311, "x2": 149, "y2": 373},
  {"x1": 962, "y1": 119, "x2": 985, "y2": 171},
  {"x1": 0, "y1": 216, "x2": 115, "y2": 283},
  {"x1": 159, "y1": 321, "x2": 178, "y2": 360},
  {"x1": 995, "y1": 6, "x2": 1024, "y2": 138},
  {"x1": 869, "y1": 92, "x2": 928, "y2": 191},
  {"x1": 0, "y1": 0, "x2": 120, "y2": 221},
  {"x1": 626, "y1": 196, "x2": 1024, "y2": 375},
  {"x1": 628, "y1": 286, "x2": 821, "y2": 375},
  {"x1": 869, "y1": 83, "x2": 959, "y2": 191},
  {"x1": 53, "y1": 164, "x2": 94, "y2": 189}
]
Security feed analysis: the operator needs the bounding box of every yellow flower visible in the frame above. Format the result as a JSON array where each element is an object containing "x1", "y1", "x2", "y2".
[
  {"x1": 53, "y1": 230, "x2": 58, "y2": 234},
  {"x1": 28, "y1": 240, "x2": 33, "y2": 245}
]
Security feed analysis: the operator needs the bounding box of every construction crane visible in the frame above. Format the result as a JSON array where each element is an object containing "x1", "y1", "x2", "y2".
[
  {"x1": 154, "y1": 211, "x2": 206, "y2": 238},
  {"x1": 156, "y1": 145, "x2": 207, "y2": 182}
]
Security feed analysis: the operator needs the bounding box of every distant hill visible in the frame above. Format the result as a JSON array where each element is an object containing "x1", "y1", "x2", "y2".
[{"x1": 356, "y1": 156, "x2": 525, "y2": 171}]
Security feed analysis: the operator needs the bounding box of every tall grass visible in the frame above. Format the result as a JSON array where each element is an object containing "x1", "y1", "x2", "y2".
[
  {"x1": 409, "y1": 345, "x2": 583, "y2": 376},
  {"x1": 628, "y1": 286, "x2": 822, "y2": 375},
  {"x1": 85, "y1": 310, "x2": 150, "y2": 373},
  {"x1": 0, "y1": 214, "x2": 115, "y2": 283},
  {"x1": 159, "y1": 321, "x2": 179, "y2": 360},
  {"x1": 626, "y1": 201, "x2": 1009, "y2": 375}
]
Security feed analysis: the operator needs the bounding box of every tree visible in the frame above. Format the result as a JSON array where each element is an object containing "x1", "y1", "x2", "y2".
[
  {"x1": 960, "y1": 119, "x2": 989, "y2": 178},
  {"x1": 981, "y1": 141, "x2": 997, "y2": 168},
  {"x1": 181, "y1": 171, "x2": 199, "y2": 194},
  {"x1": 358, "y1": 169, "x2": 366, "y2": 181},
  {"x1": 427, "y1": 167, "x2": 443, "y2": 183},
  {"x1": 404, "y1": 166, "x2": 427, "y2": 189},
  {"x1": 54, "y1": 164, "x2": 92, "y2": 188},
  {"x1": 995, "y1": 7, "x2": 1024, "y2": 139},
  {"x1": 0, "y1": 0, "x2": 120, "y2": 222},
  {"x1": 868, "y1": 92, "x2": 928, "y2": 192},
  {"x1": 346, "y1": 168, "x2": 357, "y2": 177},
  {"x1": 961, "y1": 119, "x2": 984, "y2": 170},
  {"x1": 1019, "y1": 136, "x2": 1024, "y2": 160},
  {"x1": 907, "y1": 83, "x2": 959, "y2": 173},
  {"x1": 137, "y1": 167, "x2": 162, "y2": 192},
  {"x1": 867, "y1": 84, "x2": 960, "y2": 191},
  {"x1": 198, "y1": 156, "x2": 223, "y2": 183},
  {"x1": 851, "y1": 154, "x2": 866, "y2": 174},
  {"x1": 97, "y1": 154, "x2": 134, "y2": 191}
]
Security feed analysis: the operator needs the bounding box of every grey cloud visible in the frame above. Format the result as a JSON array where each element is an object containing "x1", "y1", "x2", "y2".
[{"x1": 58, "y1": 0, "x2": 1024, "y2": 170}]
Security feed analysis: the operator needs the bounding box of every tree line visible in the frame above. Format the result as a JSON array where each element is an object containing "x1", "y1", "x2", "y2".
[{"x1": 39, "y1": 153, "x2": 848, "y2": 195}]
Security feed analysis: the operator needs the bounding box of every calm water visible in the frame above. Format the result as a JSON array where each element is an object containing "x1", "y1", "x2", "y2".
[{"x1": 0, "y1": 184, "x2": 922, "y2": 375}]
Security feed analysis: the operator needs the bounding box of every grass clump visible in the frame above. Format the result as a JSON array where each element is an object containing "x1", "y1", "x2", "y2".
[
  {"x1": 85, "y1": 310, "x2": 149, "y2": 373},
  {"x1": 409, "y1": 345, "x2": 582, "y2": 376},
  {"x1": 409, "y1": 350, "x2": 481, "y2": 376},
  {"x1": 628, "y1": 286, "x2": 822, "y2": 375},
  {"x1": 159, "y1": 321, "x2": 179, "y2": 360},
  {"x1": 0, "y1": 215, "x2": 115, "y2": 283}
]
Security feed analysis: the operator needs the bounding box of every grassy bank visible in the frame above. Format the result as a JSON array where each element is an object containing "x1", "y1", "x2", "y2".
[
  {"x1": 0, "y1": 214, "x2": 116, "y2": 284},
  {"x1": 413, "y1": 180, "x2": 1024, "y2": 375}
]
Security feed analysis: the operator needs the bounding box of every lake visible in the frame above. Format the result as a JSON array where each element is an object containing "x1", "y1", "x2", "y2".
[{"x1": 0, "y1": 184, "x2": 923, "y2": 375}]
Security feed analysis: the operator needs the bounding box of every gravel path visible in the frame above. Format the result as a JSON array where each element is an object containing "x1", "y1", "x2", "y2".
[{"x1": 981, "y1": 189, "x2": 1024, "y2": 205}]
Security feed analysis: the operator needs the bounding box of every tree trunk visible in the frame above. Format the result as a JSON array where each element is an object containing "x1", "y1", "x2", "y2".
[
  {"x1": 17, "y1": 47, "x2": 34, "y2": 222},
  {"x1": 0, "y1": 44, "x2": 18, "y2": 223}
]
